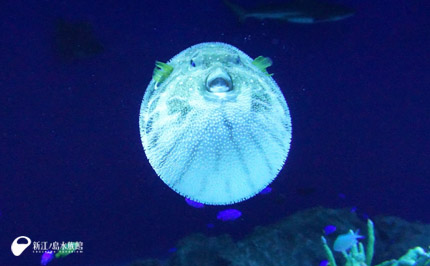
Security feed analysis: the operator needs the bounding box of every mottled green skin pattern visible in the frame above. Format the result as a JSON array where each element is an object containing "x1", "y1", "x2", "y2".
[{"x1": 139, "y1": 42, "x2": 292, "y2": 205}]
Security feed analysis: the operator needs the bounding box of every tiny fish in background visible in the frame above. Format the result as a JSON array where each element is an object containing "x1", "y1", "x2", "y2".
[
  {"x1": 324, "y1": 225, "x2": 337, "y2": 235},
  {"x1": 168, "y1": 247, "x2": 177, "y2": 253},
  {"x1": 53, "y1": 18, "x2": 104, "y2": 62},
  {"x1": 338, "y1": 193, "x2": 346, "y2": 199},
  {"x1": 361, "y1": 213, "x2": 369, "y2": 220},
  {"x1": 259, "y1": 186, "x2": 272, "y2": 195},
  {"x1": 217, "y1": 209, "x2": 242, "y2": 221},
  {"x1": 185, "y1": 198, "x2": 205, "y2": 208},
  {"x1": 333, "y1": 230, "x2": 364, "y2": 252},
  {"x1": 319, "y1": 260, "x2": 329, "y2": 266},
  {"x1": 40, "y1": 251, "x2": 54, "y2": 265},
  {"x1": 207, "y1": 223, "x2": 215, "y2": 229}
]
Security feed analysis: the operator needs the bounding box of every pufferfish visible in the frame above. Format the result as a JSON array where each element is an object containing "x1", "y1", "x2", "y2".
[{"x1": 139, "y1": 42, "x2": 292, "y2": 205}]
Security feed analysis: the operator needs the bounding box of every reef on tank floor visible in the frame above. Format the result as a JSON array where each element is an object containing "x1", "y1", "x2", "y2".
[
  {"x1": 322, "y1": 219, "x2": 430, "y2": 266},
  {"x1": 128, "y1": 207, "x2": 430, "y2": 266}
]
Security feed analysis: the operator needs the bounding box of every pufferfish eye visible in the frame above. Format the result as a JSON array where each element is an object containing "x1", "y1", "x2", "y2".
[{"x1": 190, "y1": 59, "x2": 196, "y2": 67}]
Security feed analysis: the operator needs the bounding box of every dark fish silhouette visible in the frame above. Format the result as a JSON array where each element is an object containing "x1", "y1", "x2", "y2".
[
  {"x1": 53, "y1": 19, "x2": 104, "y2": 61},
  {"x1": 224, "y1": 0, "x2": 355, "y2": 24}
]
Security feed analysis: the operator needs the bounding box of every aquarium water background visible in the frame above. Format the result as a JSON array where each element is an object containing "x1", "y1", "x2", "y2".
[{"x1": 1, "y1": 0, "x2": 429, "y2": 265}]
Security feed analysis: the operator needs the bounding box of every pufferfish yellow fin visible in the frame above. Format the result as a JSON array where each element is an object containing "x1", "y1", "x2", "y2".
[
  {"x1": 252, "y1": 56, "x2": 274, "y2": 76},
  {"x1": 153, "y1": 61, "x2": 173, "y2": 87}
]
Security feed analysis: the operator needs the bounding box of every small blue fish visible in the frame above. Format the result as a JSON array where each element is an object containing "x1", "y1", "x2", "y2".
[
  {"x1": 207, "y1": 223, "x2": 215, "y2": 229},
  {"x1": 168, "y1": 247, "x2": 177, "y2": 253},
  {"x1": 217, "y1": 209, "x2": 242, "y2": 221},
  {"x1": 319, "y1": 260, "x2": 329, "y2": 266},
  {"x1": 185, "y1": 198, "x2": 204, "y2": 208},
  {"x1": 259, "y1": 186, "x2": 272, "y2": 195},
  {"x1": 40, "y1": 251, "x2": 54, "y2": 266},
  {"x1": 324, "y1": 225, "x2": 337, "y2": 235},
  {"x1": 334, "y1": 230, "x2": 364, "y2": 252}
]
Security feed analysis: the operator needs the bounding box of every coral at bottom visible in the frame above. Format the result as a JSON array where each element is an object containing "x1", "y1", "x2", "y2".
[
  {"x1": 130, "y1": 207, "x2": 430, "y2": 266},
  {"x1": 322, "y1": 219, "x2": 430, "y2": 266}
]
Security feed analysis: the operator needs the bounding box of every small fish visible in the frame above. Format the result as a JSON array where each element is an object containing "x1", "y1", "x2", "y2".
[
  {"x1": 333, "y1": 230, "x2": 364, "y2": 252},
  {"x1": 185, "y1": 198, "x2": 205, "y2": 208},
  {"x1": 53, "y1": 19, "x2": 104, "y2": 62},
  {"x1": 40, "y1": 251, "x2": 54, "y2": 266},
  {"x1": 207, "y1": 223, "x2": 215, "y2": 229},
  {"x1": 319, "y1": 260, "x2": 329, "y2": 266},
  {"x1": 324, "y1": 225, "x2": 337, "y2": 235},
  {"x1": 361, "y1": 213, "x2": 369, "y2": 220},
  {"x1": 217, "y1": 209, "x2": 242, "y2": 221},
  {"x1": 224, "y1": 0, "x2": 354, "y2": 24},
  {"x1": 259, "y1": 186, "x2": 272, "y2": 195}
]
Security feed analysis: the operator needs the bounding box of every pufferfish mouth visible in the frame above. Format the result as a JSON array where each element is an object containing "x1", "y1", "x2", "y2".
[{"x1": 205, "y1": 67, "x2": 233, "y2": 93}]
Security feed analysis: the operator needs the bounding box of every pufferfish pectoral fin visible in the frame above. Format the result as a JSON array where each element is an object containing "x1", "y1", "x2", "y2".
[
  {"x1": 153, "y1": 61, "x2": 174, "y2": 86},
  {"x1": 252, "y1": 56, "x2": 274, "y2": 76}
]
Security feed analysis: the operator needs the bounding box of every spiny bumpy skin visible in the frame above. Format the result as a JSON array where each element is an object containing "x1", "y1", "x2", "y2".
[{"x1": 139, "y1": 42, "x2": 292, "y2": 205}]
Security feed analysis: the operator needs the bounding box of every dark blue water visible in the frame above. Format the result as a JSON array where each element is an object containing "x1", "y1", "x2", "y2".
[{"x1": 1, "y1": 0, "x2": 429, "y2": 265}]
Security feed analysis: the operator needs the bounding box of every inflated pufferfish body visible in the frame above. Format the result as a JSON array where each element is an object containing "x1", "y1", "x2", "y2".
[{"x1": 139, "y1": 42, "x2": 292, "y2": 205}]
